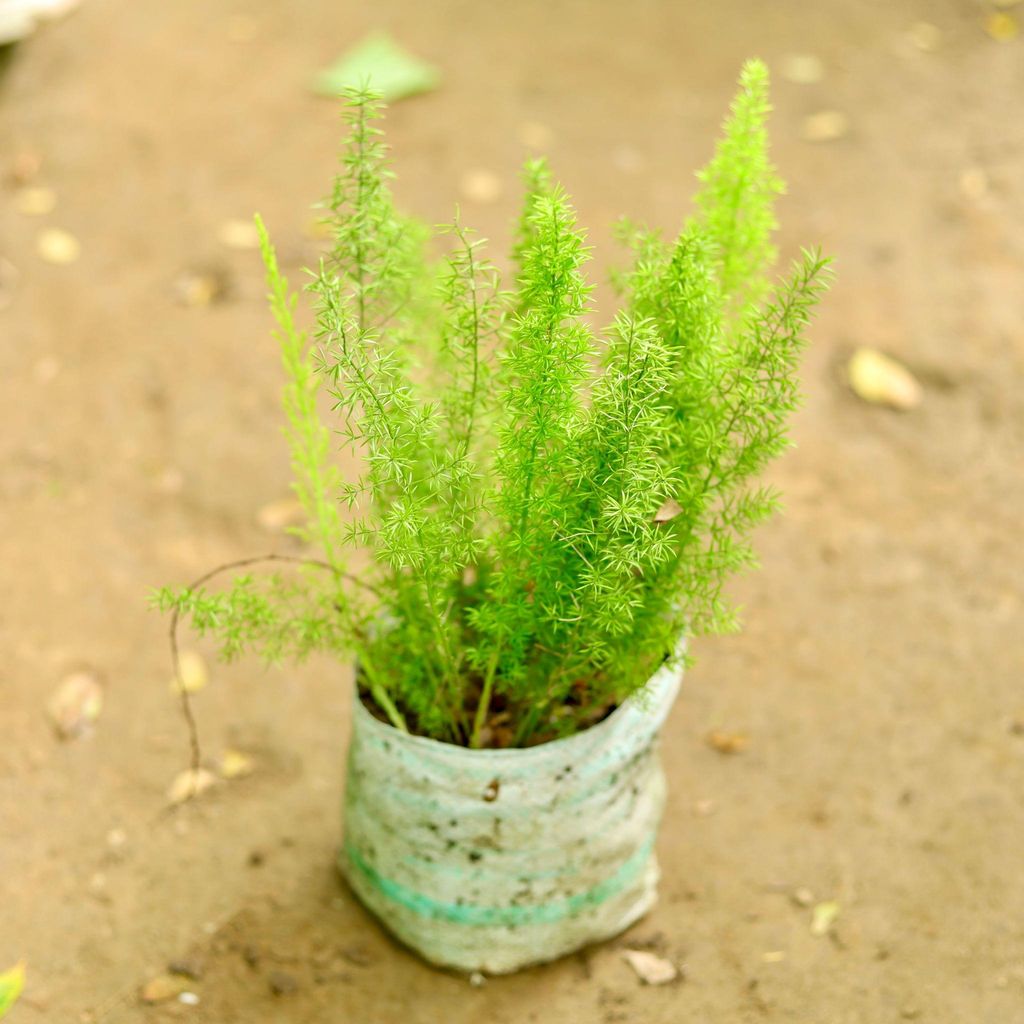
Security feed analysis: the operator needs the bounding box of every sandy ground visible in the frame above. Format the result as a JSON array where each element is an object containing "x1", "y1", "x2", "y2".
[{"x1": 1, "y1": 1, "x2": 1023, "y2": 1021}]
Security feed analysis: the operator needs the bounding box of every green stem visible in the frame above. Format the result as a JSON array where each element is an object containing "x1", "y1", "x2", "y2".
[
  {"x1": 469, "y1": 647, "x2": 501, "y2": 749},
  {"x1": 359, "y1": 648, "x2": 408, "y2": 733}
]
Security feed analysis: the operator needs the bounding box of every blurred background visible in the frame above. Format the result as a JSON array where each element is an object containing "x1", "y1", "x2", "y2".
[{"x1": 0, "y1": 1, "x2": 1022, "y2": 1021}]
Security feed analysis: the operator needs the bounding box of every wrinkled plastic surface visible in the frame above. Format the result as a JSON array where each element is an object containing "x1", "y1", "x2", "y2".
[{"x1": 340, "y1": 658, "x2": 682, "y2": 973}]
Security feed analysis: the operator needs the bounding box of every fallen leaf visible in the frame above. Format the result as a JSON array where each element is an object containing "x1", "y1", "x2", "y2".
[
  {"x1": 256, "y1": 497, "x2": 305, "y2": 532},
  {"x1": 313, "y1": 32, "x2": 440, "y2": 102},
  {"x1": 47, "y1": 670, "x2": 103, "y2": 740},
  {"x1": 801, "y1": 110, "x2": 850, "y2": 142},
  {"x1": 220, "y1": 748, "x2": 255, "y2": 780},
  {"x1": 907, "y1": 21, "x2": 942, "y2": 52},
  {"x1": 459, "y1": 170, "x2": 503, "y2": 205},
  {"x1": 173, "y1": 267, "x2": 232, "y2": 307},
  {"x1": 653, "y1": 497, "x2": 683, "y2": 523},
  {"x1": 140, "y1": 973, "x2": 189, "y2": 1005},
  {"x1": 622, "y1": 949, "x2": 679, "y2": 985},
  {"x1": 9, "y1": 148, "x2": 41, "y2": 185},
  {"x1": 810, "y1": 899, "x2": 841, "y2": 936},
  {"x1": 706, "y1": 730, "x2": 749, "y2": 755},
  {"x1": 780, "y1": 53, "x2": 824, "y2": 84},
  {"x1": 36, "y1": 227, "x2": 80, "y2": 264},
  {"x1": 13, "y1": 185, "x2": 56, "y2": 216},
  {"x1": 170, "y1": 650, "x2": 208, "y2": 695},
  {"x1": 217, "y1": 219, "x2": 260, "y2": 251},
  {"x1": 985, "y1": 11, "x2": 1019, "y2": 40},
  {"x1": 0, "y1": 962, "x2": 25, "y2": 1019},
  {"x1": 167, "y1": 768, "x2": 218, "y2": 805},
  {"x1": 847, "y1": 348, "x2": 922, "y2": 410}
]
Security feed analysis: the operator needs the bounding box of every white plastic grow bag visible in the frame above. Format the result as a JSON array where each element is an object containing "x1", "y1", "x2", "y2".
[{"x1": 340, "y1": 656, "x2": 683, "y2": 974}]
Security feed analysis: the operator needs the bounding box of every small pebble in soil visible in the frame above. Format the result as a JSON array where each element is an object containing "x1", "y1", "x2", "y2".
[
  {"x1": 48, "y1": 670, "x2": 103, "y2": 740},
  {"x1": 791, "y1": 887, "x2": 815, "y2": 908},
  {"x1": 268, "y1": 971, "x2": 299, "y2": 996},
  {"x1": 469, "y1": 971, "x2": 486, "y2": 987},
  {"x1": 341, "y1": 947, "x2": 372, "y2": 968},
  {"x1": 178, "y1": 992, "x2": 200, "y2": 1006}
]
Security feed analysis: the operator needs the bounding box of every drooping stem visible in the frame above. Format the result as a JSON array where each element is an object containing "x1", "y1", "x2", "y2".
[{"x1": 168, "y1": 552, "x2": 386, "y2": 773}]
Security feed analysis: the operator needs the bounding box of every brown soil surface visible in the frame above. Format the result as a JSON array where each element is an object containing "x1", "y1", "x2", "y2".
[{"x1": 2, "y1": 2, "x2": 1022, "y2": 1021}]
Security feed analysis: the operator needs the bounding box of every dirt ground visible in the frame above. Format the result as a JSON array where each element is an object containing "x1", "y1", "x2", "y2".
[{"x1": 1, "y1": 0, "x2": 1022, "y2": 1021}]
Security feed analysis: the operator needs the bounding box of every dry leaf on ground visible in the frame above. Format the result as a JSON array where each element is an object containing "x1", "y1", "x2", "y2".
[
  {"x1": 801, "y1": 110, "x2": 849, "y2": 142},
  {"x1": 622, "y1": 949, "x2": 679, "y2": 985},
  {"x1": 217, "y1": 219, "x2": 260, "y2": 251},
  {"x1": 811, "y1": 899, "x2": 841, "y2": 936},
  {"x1": 139, "y1": 973, "x2": 189, "y2": 1004},
  {"x1": 170, "y1": 650, "x2": 208, "y2": 695},
  {"x1": 173, "y1": 267, "x2": 232, "y2": 307},
  {"x1": 847, "y1": 348, "x2": 922, "y2": 410},
  {"x1": 220, "y1": 748, "x2": 255, "y2": 780},
  {"x1": 985, "y1": 11, "x2": 1019, "y2": 40},
  {"x1": 167, "y1": 768, "x2": 217, "y2": 805},
  {"x1": 459, "y1": 170, "x2": 503, "y2": 204},
  {"x1": 13, "y1": 186, "x2": 56, "y2": 216},
  {"x1": 36, "y1": 228, "x2": 80, "y2": 264},
  {"x1": 780, "y1": 53, "x2": 823, "y2": 84},
  {"x1": 47, "y1": 670, "x2": 103, "y2": 740},
  {"x1": 256, "y1": 497, "x2": 305, "y2": 532},
  {"x1": 706, "y1": 730, "x2": 749, "y2": 755}
]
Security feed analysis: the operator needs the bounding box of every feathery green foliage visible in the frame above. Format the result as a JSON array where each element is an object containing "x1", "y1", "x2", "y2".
[{"x1": 154, "y1": 62, "x2": 830, "y2": 748}]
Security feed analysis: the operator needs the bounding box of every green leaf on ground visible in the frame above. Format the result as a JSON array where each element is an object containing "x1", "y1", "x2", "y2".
[
  {"x1": 313, "y1": 33, "x2": 439, "y2": 101},
  {"x1": 0, "y1": 962, "x2": 25, "y2": 1019}
]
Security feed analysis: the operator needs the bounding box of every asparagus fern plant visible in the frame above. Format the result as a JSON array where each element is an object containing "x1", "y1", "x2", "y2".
[{"x1": 155, "y1": 60, "x2": 830, "y2": 748}]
